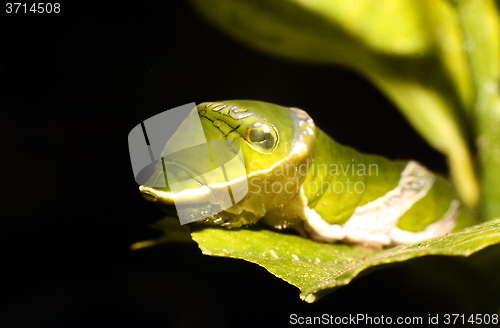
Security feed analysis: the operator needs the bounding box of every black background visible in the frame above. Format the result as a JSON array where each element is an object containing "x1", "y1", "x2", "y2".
[{"x1": 2, "y1": 2, "x2": 495, "y2": 327}]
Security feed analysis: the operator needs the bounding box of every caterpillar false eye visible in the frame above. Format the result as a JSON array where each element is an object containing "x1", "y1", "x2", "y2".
[{"x1": 248, "y1": 126, "x2": 275, "y2": 149}]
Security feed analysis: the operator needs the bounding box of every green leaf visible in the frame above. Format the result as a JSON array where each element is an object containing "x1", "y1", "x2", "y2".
[
  {"x1": 187, "y1": 0, "x2": 482, "y2": 209},
  {"x1": 138, "y1": 216, "x2": 500, "y2": 302}
]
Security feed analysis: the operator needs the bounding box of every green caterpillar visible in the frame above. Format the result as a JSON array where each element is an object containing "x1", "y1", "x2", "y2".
[{"x1": 139, "y1": 100, "x2": 477, "y2": 248}]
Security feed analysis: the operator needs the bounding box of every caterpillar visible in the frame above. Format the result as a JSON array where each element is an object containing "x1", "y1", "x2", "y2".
[{"x1": 138, "y1": 100, "x2": 476, "y2": 248}]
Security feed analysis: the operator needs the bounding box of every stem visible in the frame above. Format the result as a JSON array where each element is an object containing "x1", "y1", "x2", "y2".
[
  {"x1": 451, "y1": 0, "x2": 500, "y2": 219},
  {"x1": 477, "y1": 86, "x2": 500, "y2": 219}
]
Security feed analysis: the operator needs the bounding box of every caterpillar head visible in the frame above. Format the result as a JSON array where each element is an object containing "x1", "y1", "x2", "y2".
[{"x1": 139, "y1": 100, "x2": 316, "y2": 227}]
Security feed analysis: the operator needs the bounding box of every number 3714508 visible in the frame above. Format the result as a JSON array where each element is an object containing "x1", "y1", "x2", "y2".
[
  {"x1": 6, "y1": 3, "x2": 60, "y2": 13},
  {"x1": 444, "y1": 314, "x2": 498, "y2": 325}
]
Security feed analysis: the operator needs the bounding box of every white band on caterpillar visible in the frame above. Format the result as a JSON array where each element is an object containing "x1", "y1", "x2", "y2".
[{"x1": 305, "y1": 161, "x2": 440, "y2": 248}]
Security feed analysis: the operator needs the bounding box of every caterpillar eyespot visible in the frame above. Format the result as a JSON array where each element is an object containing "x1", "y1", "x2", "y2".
[
  {"x1": 139, "y1": 100, "x2": 477, "y2": 248},
  {"x1": 248, "y1": 123, "x2": 275, "y2": 149}
]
